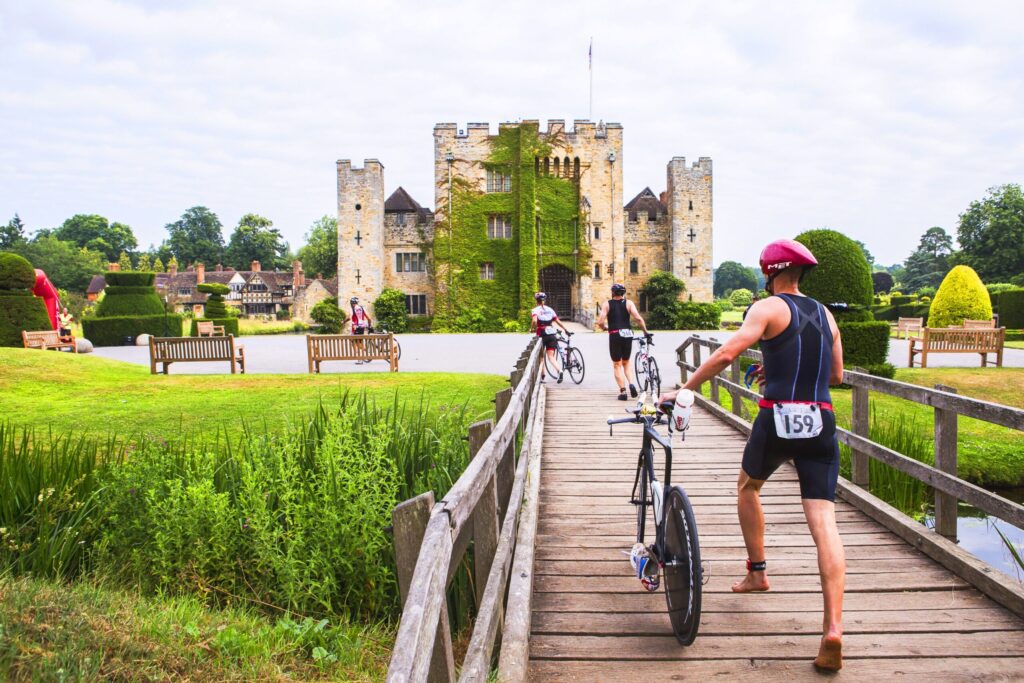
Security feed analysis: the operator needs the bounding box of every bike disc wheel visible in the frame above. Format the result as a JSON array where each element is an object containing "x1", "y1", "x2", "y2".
[
  {"x1": 544, "y1": 345, "x2": 563, "y2": 379},
  {"x1": 648, "y1": 357, "x2": 661, "y2": 396},
  {"x1": 663, "y1": 485, "x2": 702, "y2": 645},
  {"x1": 567, "y1": 347, "x2": 585, "y2": 384},
  {"x1": 634, "y1": 351, "x2": 647, "y2": 388},
  {"x1": 394, "y1": 338, "x2": 402, "y2": 361}
]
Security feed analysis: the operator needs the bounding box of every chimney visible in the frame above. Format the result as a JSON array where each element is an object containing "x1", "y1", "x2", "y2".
[
  {"x1": 292, "y1": 259, "x2": 304, "y2": 291},
  {"x1": 169, "y1": 261, "x2": 177, "y2": 277},
  {"x1": 196, "y1": 262, "x2": 205, "y2": 284},
  {"x1": 251, "y1": 260, "x2": 261, "y2": 272},
  {"x1": 215, "y1": 263, "x2": 223, "y2": 272},
  {"x1": 108, "y1": 262, "x2": 120, "y2": 272},
  {"x1": 659, "y1": 191, "x2": 668, "y2": 204}
]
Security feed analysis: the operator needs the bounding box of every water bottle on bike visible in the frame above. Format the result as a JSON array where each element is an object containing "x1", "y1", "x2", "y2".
[{"x1": 658, "y1": 388, "x2": 694, "y2": 433}]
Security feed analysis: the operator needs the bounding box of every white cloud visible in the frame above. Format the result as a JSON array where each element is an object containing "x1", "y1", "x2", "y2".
[{"x1": 0, "y1": 0, "x2": 1022, "y2": 264}]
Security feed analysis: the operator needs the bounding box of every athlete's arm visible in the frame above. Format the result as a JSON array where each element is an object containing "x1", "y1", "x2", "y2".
[
  {"x1": 531, "y1": 313, "x2": 539, "y2": 332},
  {"x1": 626, "y1": 300, "x2": 649, "y2": 334},
  {"x1": 596, "y1": 301, "x2": 610, "y2": 330},
  {"x1": 824, "y1": 307, "x2": 844, "y2": 385}
]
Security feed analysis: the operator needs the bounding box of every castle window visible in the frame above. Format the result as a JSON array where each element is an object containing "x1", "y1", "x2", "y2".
[
  {"x1": 486, "y1": 167, "x2": 511, "y2": 193},
  {"x1": 593, "y1": 262, "x2": 602, "y2": 279},
  {"x1": 480, "y1": 262, "x2": 495, "y2": 280},
  {"x1": 629, "y1": 258, "x2": 639, "y2": 275},
  {"x1": 639, "y1": 292, "x2": 650, "y2": 312},
  {"x1": 395, "y1": 212, "x2": 406, "y2": 226},
  {"x1": 406, "y1": 294, "x2": 428, "y2": 315},
  {"x1": 396, "y1": 252, "x2": 427, "y2": 272},
  {"x1": 688, "y1": 200, "x2": 693, "y2": 211},
  {"x1": 487, "y1": 214, "x2": 512, "y2": 239},
  {"x1": 593, "y1": 224, "x2": 601, "y2": 240}
]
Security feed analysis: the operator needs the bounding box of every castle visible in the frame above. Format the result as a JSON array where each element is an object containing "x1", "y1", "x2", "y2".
[{"x1": 337, "y1": 119, "x2": 712, "y2": 327}]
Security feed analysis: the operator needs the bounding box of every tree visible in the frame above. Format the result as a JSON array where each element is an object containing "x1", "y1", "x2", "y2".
[
  {"x1": 224, "y1": 214, "x2": 287, "y2": 270},
  {"x1": 872, "y1": 271, "x2": 894, "y2": 293},
  {"x1": 1, "y1": 214, "x2": 26, "y2": 249},
  {"x1": 729, "y1": 288, "x2": 754, "y2": 306},
  {"x1": 54, "y1": 214, "x2": 137, "y2": 262},
  {"x1": 8, "y1": 235, "x2": 105, "y2": 292},
  {"x1": 0, "y1": 252, "x2": 52, "y2": 346},
  {"x1": 165, "y1": 207, "x2": 224, "y2": 266},
  {"x1": 310, "y1": 296, "x2": 345, "y2": 333},
  {"x1": 297, "y1": 215, "x2": 339, "y2": 278},
  {"x1": 928, "y1": 265, "x2": 992, "y2": 328},
  {"x1": 373, "y1": 288, "x2": 408, "y2": 332},
  {"x1": 854, "y1": 240, "x2": 875, "y2": 267},
  {"x1": 957, "y1": 184, "x2": 1024, "y2": 283},
  {"x1": 152, "y1": 257, "x2": 164, "y2": 272},
  {"x1": 794, "y1": 229, "x2": 873, "y2": 307},
  {"x1": 117, "y1": 251, "x2": 133, "y2": 271},
  {"x1": 136, "y1": 253, "x2": 152, "y2": 272},
  {"x1": 713, "y1": 261, "x2": 757, "y2": 297},
  {"x1": 641, "y1": 270, "x2": 686, "y2": 329},
  {"x1": 902, "y1": 227, "x2": 954, "y2": 292}
]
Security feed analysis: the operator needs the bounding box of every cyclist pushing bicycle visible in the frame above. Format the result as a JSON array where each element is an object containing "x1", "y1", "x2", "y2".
[
  {"x1": 596, "y1": 283, "x2": 650, "y2": 400},
  {"x1": 531, "y1": 292, "x2": 572, "y2": 383},
  {"x1": 660, "y1": 239, "x2": 846, "y2": 671}
]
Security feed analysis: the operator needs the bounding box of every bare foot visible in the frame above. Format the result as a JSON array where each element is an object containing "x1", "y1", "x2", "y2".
[
  {"x1": 731, "y1": 571, "x2": 770, "y2": 592},
  {"x1": 813, "y1": 632, "x2": 843, "y2": 671}
]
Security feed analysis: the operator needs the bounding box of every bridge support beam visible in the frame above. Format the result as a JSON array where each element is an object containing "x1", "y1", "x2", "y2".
[{"x1": 934, "y1": 385, "x2": 959, "y2": 540}]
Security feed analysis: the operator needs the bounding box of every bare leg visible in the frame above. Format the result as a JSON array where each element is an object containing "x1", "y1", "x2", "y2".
[
  {"x1": 623, "y1": 358, "x2": 636, "y2": 387},
  {"x1": 804, "y1": 498, "x2": 845, "y2": 671},
  {"x1": 732, "y1": 470, "x2": 770, "y2": 592},
  {"x1": 612, "y1": 361, "x2": 627, "y2": 391}
]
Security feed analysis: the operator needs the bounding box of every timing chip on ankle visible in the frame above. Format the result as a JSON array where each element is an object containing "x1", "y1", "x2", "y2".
[{"x1": 746, "y1": 559, "x2": 766, "y2": 572}]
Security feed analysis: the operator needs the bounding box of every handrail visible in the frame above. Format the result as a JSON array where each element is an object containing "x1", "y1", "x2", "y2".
[{"x1": 387, "y1": 339, "x2": 545, "y2": 682}]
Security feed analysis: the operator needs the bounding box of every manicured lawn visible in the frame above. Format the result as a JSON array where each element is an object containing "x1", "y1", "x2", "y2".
[
  {"x1": 0, "y1": 576, "x2": 390, "y2": 681},
  {"x1": 235, "y1": 317, "x2": 310, "y2": 335},
  {"x1": 720, "y1": 309, "x2": 744, "y2": 323},
  {"x1": 0, "y1": 348, "x2": 504, "y2": 440}
]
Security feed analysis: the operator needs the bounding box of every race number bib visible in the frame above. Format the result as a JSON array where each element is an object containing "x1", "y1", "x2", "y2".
[
  {"x1": 544, "y1": 325, "x2": 556, "y2": 336},
  {"x1": 617, "y1": 329, "x2": 634, "y2": 339},
  {"x1": 772, "y1": 403, "x2": 824, "y2": 440}
]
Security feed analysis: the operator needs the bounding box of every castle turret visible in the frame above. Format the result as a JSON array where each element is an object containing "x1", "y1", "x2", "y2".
[
  {"x1": 337, "y1": 159, "x2": 385, "y2": 313},
  {"x1": 666, "y1": 156, "x2": 713, "y2": 302}
]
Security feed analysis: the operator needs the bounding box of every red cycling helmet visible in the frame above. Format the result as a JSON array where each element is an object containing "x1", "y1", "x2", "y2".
[{"x1": 759, "y1": 239, "x2": 818, "y2": 276}]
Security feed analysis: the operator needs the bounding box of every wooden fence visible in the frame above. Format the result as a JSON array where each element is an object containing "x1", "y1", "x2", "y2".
[
  {"x1": 387, "y1": 338, "x2": 546, "y2": 682},
  {"x1": 676, "y1": 333, "x2": 1024, "y2": 617}
]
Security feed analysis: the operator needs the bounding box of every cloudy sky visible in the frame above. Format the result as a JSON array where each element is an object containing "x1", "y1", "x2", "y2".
[{"x1": 2, "y1": 0, "x2": 1022, "y2": 267}]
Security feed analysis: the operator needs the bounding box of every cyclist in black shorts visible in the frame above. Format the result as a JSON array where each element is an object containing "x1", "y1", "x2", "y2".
[
  {"x1": 531, "y1": 292, "x2": 571, "y2": 383},
  {"x1": 596, "y1": 283, "x2": 650, "y2": 401},
  {"x1": 659, "y1": 239, "x2": 846, "y2": 671}
]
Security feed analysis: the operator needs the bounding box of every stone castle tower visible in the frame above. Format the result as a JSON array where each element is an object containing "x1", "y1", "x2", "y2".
[{"x1": 337, "y1": 120, "x2": 711, "y2": 322}]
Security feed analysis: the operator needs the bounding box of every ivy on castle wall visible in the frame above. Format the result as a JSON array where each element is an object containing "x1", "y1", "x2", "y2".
[{"x1": 432, "y1": 123, "x2": 588, "y2": 331}]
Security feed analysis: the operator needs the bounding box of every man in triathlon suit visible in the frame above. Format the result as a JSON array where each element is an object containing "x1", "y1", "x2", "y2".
[
  {"x1": 595, "y1": 283, "x2": 650, "y2": 401},
  {"x1": 659, "y1": 240, "x2": 846, "y2": 671},
  {"x1": 349, "y1": 297, "x2": 372, "y2": 364},
  {"x1": 531, "y1": 292, "x2": 571, "y2": 383}
]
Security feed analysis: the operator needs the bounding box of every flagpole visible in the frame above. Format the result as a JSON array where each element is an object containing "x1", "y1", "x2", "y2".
[{"x1": 588, "y1": 38, "x2": 593, "y2": 120}]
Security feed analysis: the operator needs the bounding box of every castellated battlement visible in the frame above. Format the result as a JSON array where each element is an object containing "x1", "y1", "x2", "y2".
[
  {"x1": 336, "y1": 159, "x2": 384, "y2": 173},
  {"x1": 432, "y1": 119, "x2": 622, "y2": 141},
  {"x1": 668, "y1": 156, "x2": 713, "y2": 174}
]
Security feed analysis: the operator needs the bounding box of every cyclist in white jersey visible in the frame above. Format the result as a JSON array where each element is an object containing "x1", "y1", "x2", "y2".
[{"x1": 532, "y1": 292, "x2": 571, "y2": 383}]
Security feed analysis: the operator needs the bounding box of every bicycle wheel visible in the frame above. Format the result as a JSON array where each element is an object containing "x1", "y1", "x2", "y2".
[
  {"x1": 634, "y1": 351, "x2": 647, "y2": 389},
  {"x1": 544, "y1": 344, "x2": 564, "y2": 379},
  {"x1": 663, "y1": 485, "x2": 702, "y2": 645},
  {"x1": 567, "y1": 347, "x2": 585, "y2": 384},
  {"x1": 394, "y1": 337, "x2": 402, "y2": 360},
  {"x1": 647, "y1": 357, "x2": 661, "y2": 396}
]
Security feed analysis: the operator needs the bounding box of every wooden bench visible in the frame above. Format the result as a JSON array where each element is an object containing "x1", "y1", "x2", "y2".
[
  {"x1": 963, "y1": 319, "x2": 995, "y2": 329},
  {"x1": 149, "y1": 335, "x2": 245, "y2": 374},
  {"x1": 307, "y1": 333, "x2": 398, "y2": 373},
  {"x1": 908, "y1": 327, "x2": 1005, "y2": 368},
  {"x1": 196, "y1": 320, "x2": 225, "y2": 337},
  {"x1": 895, "y1": 316, "x2": 924, "y2": 339},
  {"x1": 22, "y1": 330, "x2": 77, "y2": 353}
]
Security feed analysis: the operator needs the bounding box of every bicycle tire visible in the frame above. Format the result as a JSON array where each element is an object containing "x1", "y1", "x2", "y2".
[
  {"x1": 394, "y1": 338, "x2": 402, "y2": 361},
  {"x1": 663, "y1": 485, "x2": 702, "y2": 645},
  {"x1": 567, "y1": 347, "x2": 585, "y2": 384},
  {"x1": 648, "y1": 357, "x2": 661, "y2": 396},
  {"x1": 634, "y1": 351, "x2": 647, "y2": 388},
  {"x1": 544, "y1": 344, "x2": 564, "y2": 379}
]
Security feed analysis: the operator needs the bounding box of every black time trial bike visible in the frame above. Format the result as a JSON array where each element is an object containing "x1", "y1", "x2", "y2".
[
  {"x1": 633, "y1": 333, "x2": 661, "y2": 396},
  {"x1": 607, "y1": 397, "x2": 702, "y2": 645},
  {"x1": 371, "y1": 324, "x2": 401, "y2": 360},
  {"x1": 544, "y1": 331, "x2": 585, "y2": 384}
]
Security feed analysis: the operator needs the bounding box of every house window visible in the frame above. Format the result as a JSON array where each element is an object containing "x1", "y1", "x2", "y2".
[
  {"x1": 629, "y1": 258, "x2": 639, "y2": 274},
  {"x1": 178, "y1": 287, "x2": 191, "y2": 296},
  {"x1": 487, "y1": 214, "x2": 512, "y2": 239},
  {"x1": 230, "y1": 283, "x2": 243, "y2": 292},
  {"x1": 405, "y1": 294, "x2": 428, "y2": 315},
  {"x1": 639, "y1": 292, "x2": 650, "y2": 312},
  {"x1": 593, "y1": 262, "x2": 601, "y2": 279},
  {"x1": 395, "y1": 212, "x2": 406, "y2": 226},
  {"x1": 480, "y1": 262, "x2": 495, "y2": 280},
  {"x1": 486, "y1": 167, "x2": 511, "y2": 193},
  {"x1": 395, "y1": 252, "x2": 427, "y2": 272}
]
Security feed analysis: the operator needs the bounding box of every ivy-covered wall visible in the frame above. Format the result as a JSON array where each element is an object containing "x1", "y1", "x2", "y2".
[{"x1": 432, "y1": 123, "x2": 587, "y2": 331}]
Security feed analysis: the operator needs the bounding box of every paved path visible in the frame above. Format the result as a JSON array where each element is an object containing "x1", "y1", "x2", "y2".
[{"x1": 528, "y1": 387, "x2": 1024, "y2": 680}]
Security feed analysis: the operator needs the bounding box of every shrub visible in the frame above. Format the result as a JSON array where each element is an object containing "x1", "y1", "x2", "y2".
[
  {"x1": 995, "y1": 289, "x2": 1024, "y2": 329},
  {"x1": 104, "y1": 271, "x2": 155, "y2": 287},
  {"x1": 0, "y1": 293, "x2": 53, "y2": 346},
  {"x1": 197, "y1": 282, "x2": 231, "y2": 319},
  {"x1": 91, "y1": 270, "x2": 167, "y2": 329},
  {"x1": 674, "y1": 302, "x2": 721, "y2": 330},
  {"x1": 641, "y1": 270, "x2": 686, "y2": 329},
  {"x1": 373, "y1": 288, "x2": 409, "y2": 333},
  {"x1": 915, "y1": 286, "x2": 937, "y2": 298},
  {"x1": 863, "y1": 362, "x2": 896, "y2": 379},
  {"x1": 794, "y1": 229, "x2": 873, "y2": 307},
  {"x1": 0, "y1": 252, "x2": 37, "y2": 291},
  {"x1": 729, "y1": 288, "x2": 754, "y2": 307},
  {"x1": 715, "y1": 298, "x2": 734, "y2": 312},
  {"x1": 831, "y1": 306, "x2": 874, "y2": 322},
  {"x1": 189, "y1": 318, "x2": 240, "y2": 337},
  {"x1": 83, "y1": 314, "x2": 183, "y2": 346},
  {"x1": 872, "y1": 271, "x2": 894, "y2": 294},
  {"x1": 408, "y1": 316, "x2": 433, "y2": 333},
  {"x1": 838, "y1": 321, "x2": 890, "y2": 366},
  {"x1": 94, "y1": 293, "x2": 165, "y2": 317},
  {"x1": 889, "y1": 295, "x2": 914, "y2": 306},
  {"x1": 310, "y1": 297, "x2": 345, "y2": 334},
  {"x1": 276, "y1": 309, "x2": 290, "y2": 320},
  {"x1": 928, "y1": 265, "x2": 992, "y2": 328}
]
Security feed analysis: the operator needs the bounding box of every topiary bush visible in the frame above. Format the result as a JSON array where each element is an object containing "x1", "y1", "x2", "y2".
[
  {"x1": 928, "y1": 265, "x2": 993, "y2": 328},
  {"x1": 197, "y1": 282, "x2": 231, "y2": 319},
  {"x1": 189, "y1": 317, "x2": 239, "y2": 337},
  {"x1": 794, "y1": 229, "x2": 874, "y2": 308},
  {"x1": 104, "y1": 272, "x2": 155, "y2": 287},
  {"x1": 310, "y1": 297, "x2": 345, "y2": 334},
  {"x1": 373, "y1": 288, "x2": 409, "y2": 333},
  {"x1": 642, "y1": 270, "x2": 687, "y2": 329},
  {"x1": 995, "y1": 289, "x2": 1024, "y2": 329},
  {"x1": 0, "y1": 252, "x2": 52, "y2": 346},
  {"x1": 84, "y1": 270, "x2": 181, "y2": 345},
  {"x1": 838, "y1": 321, "x2": 890, "y2": 366},
  {"x1": 729, "y1": 288, "x2": 753, "y2": 307},
  {"x1": 83, "y1": 314, "x2": 183, "y2": 346},
  {"x1": 889, "y1": 295, "x2": 914, "y2": 306}
]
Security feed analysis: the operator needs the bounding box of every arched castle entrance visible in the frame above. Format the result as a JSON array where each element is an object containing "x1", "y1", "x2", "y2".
[{"x1": 539, "y1": 264, "x2": 575, "y2": 320}]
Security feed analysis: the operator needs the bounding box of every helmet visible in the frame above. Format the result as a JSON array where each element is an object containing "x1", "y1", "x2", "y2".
[
  {"x1": 611, "y1": 283, "x2": 626, "y2": 296},
  {"x1": 349, "y1": 297, "x2": 359, "y2": 304},
  {"x1": 758, "y1": 239, "x2": 818, "y2": 276},
  {"x1": 534, "y1": 291, "x2": 546, "y2": 301}
]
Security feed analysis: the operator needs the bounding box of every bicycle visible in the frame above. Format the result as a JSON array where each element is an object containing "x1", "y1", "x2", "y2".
[
  {"x1": 371, "y1": 325, "x2": 402, "y2": 361},
  {"x1": 543, "y1": 331, "x2": 585, "y2": 384},
  {"x1": 607, "y1": 395, "x2": 702, "y2": 645},
  {"x1": 633, "y1": 334, "x2": 661, "y2": 396}
]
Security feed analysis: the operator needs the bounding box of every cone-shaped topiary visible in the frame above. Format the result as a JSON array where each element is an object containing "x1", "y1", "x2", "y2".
[
  {"x1": 928, "y1": 265, "x2": 992, "y2": 328},
  {"x1": 0, "y1": 251, "x2": 53, "y2": 346},
  {"x1": 794, "y1": 229, "x2": 874, "y2": 308},
  {"x1": 197, "y1": 282, "x2": 231, "y2": 318}
]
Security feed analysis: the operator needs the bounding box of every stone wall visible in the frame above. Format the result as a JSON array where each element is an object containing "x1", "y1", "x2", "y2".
[
  {"x1": 624, "y1": 212, "x2": 672, "y2": 307},
  {"x1": 337, "y1": 159, "x2": 385, "y2": 316},
  {"x1": 383, "y1": 211, "x2": 435, "y2": 314},
  {"x1": 667, "y1": 157, "x2": 714, "y2": 302}
]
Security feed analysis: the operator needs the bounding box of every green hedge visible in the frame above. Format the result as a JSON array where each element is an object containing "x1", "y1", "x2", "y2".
[
  {"x1": 0, "y1": 252, "x2": 37, "y2": 291},
  {"x1": 189, "y1": 318, "x2": 240, "y2": 337},
  {"x1": 104, "y1": 271, "x2": 155, "y2": 287},
  {"x1": 1006, "y1": 330, "x2": 1024, "y2": 342},
  {"x1": 675, "y1": 302, "x2": 721, "y2": 330},
  {"x1": 889, "y1": 295, "x2": 914, "y2": 305},
  {"x1": 838, "y1": 320, "x2": 890, "y2": 366},
  {"x1": 995, "y1": 289, "x2": 1024, "y2": 329},
  {"x1": 409, "y1": 316, "x2": 433, "y2": 333},
  {"x1": 83, "y1": 314, "x2": 183, "y2": 346},
  {"x1": 871, "y1": 303, "x2": 930, "y2": 324},
  {"x1": 0, "y1": 292, "x2": 52, "y2": 347},
  {"x1": 95, "y1": 293, "x2": 165, "y2": 317},
  {"x1": 832, "y1": 306, "x2": 873, "y2": 323},
  {"x1": 104, "y1": 285, "x2": 158, "y2": 296}
]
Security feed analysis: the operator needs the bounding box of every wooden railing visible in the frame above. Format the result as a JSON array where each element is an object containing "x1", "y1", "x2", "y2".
[
  {"x1": 675, "y1": 333, "x2": 1024, "y2": 616},
  {"x1": 387, "y1": 339, "x2": 545, "y2": 682}
]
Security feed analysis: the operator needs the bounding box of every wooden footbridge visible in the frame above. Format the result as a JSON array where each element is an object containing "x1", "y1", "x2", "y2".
[{"x1": 387, "y1": 337, "x2": 1024, "y2": 681}]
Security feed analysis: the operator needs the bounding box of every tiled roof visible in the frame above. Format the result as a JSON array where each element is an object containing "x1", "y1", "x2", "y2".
[{"x1": 625, "y1": 187, "x2": 667, "y2": 222}]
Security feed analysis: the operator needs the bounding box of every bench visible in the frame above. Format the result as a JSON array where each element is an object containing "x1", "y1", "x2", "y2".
[
  {"x1": 908, "y1": 327, "x2": 1005, "y2": 368},
  {"x1": 306, "y1": 333, "x2": 398, "y2": 373},
  {"x1": 895, "y1": 317, "x2": 923, "y2": 339},
  {"x1": 963, "y1": 319, "x2": 995, "y2": 329},
  {"x1": 196, "y1": 320, "x2": 226, "y2": 337},
  {"x1": 149, "y1": 335, "x2": 245, "y2": 374},
  {"x1": 22, "y1": 330, "x2": 77, "y2": 353}
]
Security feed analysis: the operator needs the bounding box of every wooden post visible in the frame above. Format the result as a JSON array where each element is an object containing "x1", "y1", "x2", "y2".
[
  {"x1": 392, "y1": 493, "x2": 455, "y2": 683},
  {"x1": 708, "y1": 339, "x2": 720, "y2": 404},
  {"x1": 934, "y1": 384, "x2": 959, "y2": 540},
  {"x1": 679, "y1": 343, "x2": 689, "y2": 383},
  {"x1": 468, "y1": 421, "x2": 498, "y2": 605},
  {"x1": 851, "y1": 379, "x2": 870, "y2": 488},
  {"x1": 729, "y1": 357, "x2": 742, "y2": 417},
  {"x1": 494, "y1": 387, "x2": 515, "y2": 518}
]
